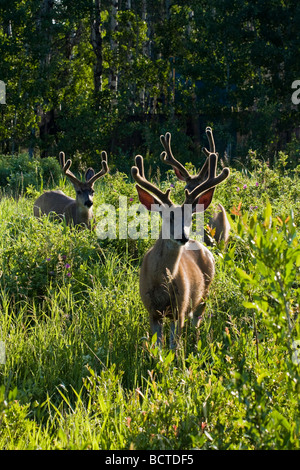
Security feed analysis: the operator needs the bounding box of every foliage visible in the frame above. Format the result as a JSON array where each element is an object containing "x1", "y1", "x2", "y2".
[
  {"x1": 0, "y1": 156, "x2": 299, "y2": 449},
  {"x1": 1, "y1": 0, "x2": 300, "y2": 451},
  {"x1": 1, "y1": 1, "x2": 300, "y2": 163},
  {"x1": 0, "y1": 153, "x2": 61, "y2": 194}
]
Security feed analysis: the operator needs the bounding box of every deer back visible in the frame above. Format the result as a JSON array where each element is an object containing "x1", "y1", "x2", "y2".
[
  {"x1": 33, "y1": 190, "x2": 74, "y2": 220},
  {"x1": 206, "y1": 203, "x2": 231, "y2": 245}
]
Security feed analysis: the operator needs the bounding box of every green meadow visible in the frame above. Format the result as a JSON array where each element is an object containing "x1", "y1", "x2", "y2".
[{"x1": 0, "y1": 152, "x2": 299, "y2": 450}]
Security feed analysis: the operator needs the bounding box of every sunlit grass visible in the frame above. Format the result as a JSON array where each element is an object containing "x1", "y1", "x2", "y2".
[{"x1": 0, "y1": 161, "x2": 299, "y2": 449}]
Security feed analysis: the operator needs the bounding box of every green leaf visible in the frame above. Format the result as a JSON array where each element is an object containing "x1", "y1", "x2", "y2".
[
  {"x1": 263, "y1": 201, "x2": 272, "y2": 229},
  {"x1": 242, "y1": 301, "x2": 256, "y2": 309},
  {"x1": 164, "y1": 350, "x2": 175, "y2": 366},
  {"x1": 236, "y1": 268, "x2": 253, "y2": 282},
  {"x1": 270, "y1": 410, "x2": 292, "y2": 432},
  {"x1": 257, "y1": 372, "x2": 268, "y2": 384}
]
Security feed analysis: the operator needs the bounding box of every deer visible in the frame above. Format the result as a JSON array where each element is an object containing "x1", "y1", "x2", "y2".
[
  {"x1": 33, "y1": 151, "x2": 109, "y2": 228},
  {"x1": 160, "y1": 127, "x2": 231, "y2": 247},
  {"x1": 131, "y1": 141, "x2": 230, "y2": 349}
]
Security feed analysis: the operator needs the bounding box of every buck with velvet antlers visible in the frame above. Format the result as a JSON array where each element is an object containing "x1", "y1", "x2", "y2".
[
  {"x1": 160, "y1": 127, "x2": 231, "y2": 246},
  {"x1": 132, "y1": 137, "x2": 230, "y2": 348},
  {"x1": 34, "y1": 151, "x2": 109, "y2": 228}
]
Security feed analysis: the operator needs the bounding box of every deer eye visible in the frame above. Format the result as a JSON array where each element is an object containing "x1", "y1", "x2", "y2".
[{"x1": 77, "y1": 190, "x2": 82, "y2": 195}]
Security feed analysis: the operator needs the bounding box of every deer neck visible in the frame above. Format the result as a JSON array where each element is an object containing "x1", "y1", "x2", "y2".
[
  {"x1": 152, "y1": 235, "x2": 183, "y2": 280},
  {"x1": 75, "y1": 201, "x2": 93, "y2": 226}
]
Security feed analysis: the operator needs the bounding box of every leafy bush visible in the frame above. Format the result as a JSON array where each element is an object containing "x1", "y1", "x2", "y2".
[
  {"x1": 0, "y1": 153, "x2": 61, "y2": 194},
  {"x1": 0, "y1": 213, "x2": 103, "y2": 302}
]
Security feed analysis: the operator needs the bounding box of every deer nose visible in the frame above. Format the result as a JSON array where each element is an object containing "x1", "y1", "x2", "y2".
[
  {"x1": 175, "y1": 231, "x2": 189, "y2": 245},
  {"x1": 181, "y1": 233, "x2": 189, "y2": 245},
  {"x1": 85, "y1": 200, "x2": 93, "y2": 208}
]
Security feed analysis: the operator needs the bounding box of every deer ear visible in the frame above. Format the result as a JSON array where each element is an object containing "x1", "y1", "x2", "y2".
[
  {"x1": 85, "y1": 168, "x2": 95, "y2": 181},
  {"x1": 174, "y1": 168, "x2": 186, "y2": 181},
  {"x1": 136, "y1": 185, "x2": 161, "y2": 211},
  {"x1": 192, "y1": 188, "x2": 215, "y2": 213}
]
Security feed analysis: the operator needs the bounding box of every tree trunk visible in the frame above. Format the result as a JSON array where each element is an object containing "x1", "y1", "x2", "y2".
[
  {"x1": 90, "y1": 0, "x2": 103, "y2": 99},
  {"x1": 139, "y1": 0, "x2": 147, "y2": 111},
  {"x1": 38, "y1": 0, "x2": 54, "y2": 69},
  {"x1": 36, "y1": 0, "x2": 55, "y2": 156},
  {"x1": 109, "y1": 0, "x2": 119, "y2": 107}
]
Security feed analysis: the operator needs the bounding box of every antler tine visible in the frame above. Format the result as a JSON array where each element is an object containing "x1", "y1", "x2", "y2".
[
  {"x1": 132, "y1": 154, "x2": 173, "y2": 207},
  {"x1": 160, "y1": 132, "x2": 191, "y2": 181},
  {"x1": 59, "y1": 151, "x2": 65, "y2": 168},
  {"x1": 101, "y1": 150, "x2": 107, "y2": 163},
  {"x1": 88, "y1": 151, "x2": 109, "y2": 185},
  {"x1": 59, "y1": 151, "x2": 81, "y2": 185},
  {"x1": 206, "y1": 127, "x2": 216, "y2": 153},
  {"x1": 135, "y1": 154, "x2": 145, "y2": 178},
  {"x1": 202, "y1": 126, "x2": 217, "y2": 158},
  {"x1": 195, "y1": 157, "x2": 209, "y2": 181},
  {"x1": 195, "y1": 127, "x2": 217, "y2": 180},
  {"x1": 185, "y1": 153, "x2": 230, "y2": 206}
]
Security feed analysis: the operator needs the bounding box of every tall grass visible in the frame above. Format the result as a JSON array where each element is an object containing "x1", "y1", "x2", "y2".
[{"x1": 0, "y1": 156, "x2": 299, "y2": 449}]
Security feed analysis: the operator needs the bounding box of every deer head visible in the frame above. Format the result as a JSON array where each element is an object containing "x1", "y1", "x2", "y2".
[
  {"x1": 59, "y1": 150, "x2": 109, "y2": 209},
  {"x1": 132, "y1": 148, "x2": 229, "y2": 245},
  {"x1": 160, "y1": 127, "x2": 231, "y2": 245}
]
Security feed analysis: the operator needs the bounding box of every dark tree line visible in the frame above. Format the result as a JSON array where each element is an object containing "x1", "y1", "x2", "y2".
[{"x1": 1, "y1": 0, "x2": 300, "y2": 171}]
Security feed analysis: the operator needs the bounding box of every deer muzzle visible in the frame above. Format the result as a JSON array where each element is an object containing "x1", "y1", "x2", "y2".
[{"x1": 85, "y1": 200, "x2": 93, "y2": 208}]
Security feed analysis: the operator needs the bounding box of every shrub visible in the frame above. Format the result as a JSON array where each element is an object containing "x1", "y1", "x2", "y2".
[{"x1": 0, "y1": 153, "x2": 61, "y2": 194}]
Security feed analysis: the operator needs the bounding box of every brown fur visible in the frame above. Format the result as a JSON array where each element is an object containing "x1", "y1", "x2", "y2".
[
  {"x1": 132, "y1": 145, "x2": 230, "y2": 348},
  {"x1": 206, "y1": 203, "x2": 231, "y2": 246},
  {"x1": 140, "y1": 238, "x2": 215, "y2": 340},
  {"x1": 33, "y1": 189, "x2": 93, "y2": 227}
]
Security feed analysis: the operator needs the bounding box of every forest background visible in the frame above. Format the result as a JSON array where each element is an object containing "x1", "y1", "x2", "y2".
[
  {"x1": 0, "y1": 0, "x2": 300, "y2": 451},
  {"x1": 1, "y1": 0, "x2": 300, "y2": 173}
]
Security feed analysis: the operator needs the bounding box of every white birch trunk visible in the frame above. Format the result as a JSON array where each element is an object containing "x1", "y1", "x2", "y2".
[
  {"x1": 139, "y1": 0, "x2": 147, "y2": 111},
  {"x1": 109, "y1": 0, "x2": 119, "y2": 106},
  {"x1": 90, "y1": 0, "x2": 103, "y2": 95}
]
